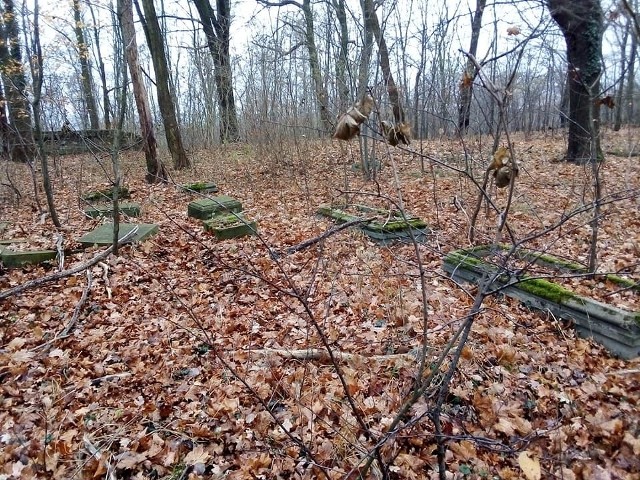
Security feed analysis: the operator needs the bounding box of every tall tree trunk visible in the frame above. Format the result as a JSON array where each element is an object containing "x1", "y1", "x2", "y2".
[
  {"x1": 135, "y1": 0, "x2": 190, "y2": 169},
  {"x1": 0, "y1": 0, "x2": 35, "y2": 163},
  {"x1": 614, "y1": 20, "x2": 630, "y2": 131},
  {"x1": 362, "y1": 0, "x2": 404, "y2": 123},
  {"x1": 458, "y1": 0, "x2": 486, "y2": 133},
  {"x1": 548, "y1": 0, "x2": 604, "y2": 162},
  {"x1": 300, "y1": 0, "x2": 333, "y2": 132},
  {"x1": 356, "y1": 0, "x2": 373, "y2": 99},
  {"x1": 626, "y1": 31, "x2": 637, "y2": 124},
  {"x1": 117, "y1": 0, "x2": 167, "y2": 183},
  {"x1": 88, "y1": 0, "x2": 111, "y2": 129},
  {"x1": 72, "y1": 0, "x2": 99, "y2": 130},
  {"x1": 333, "y1": 0, "x2": 349, "y2": 112},
  {"x1": 31, "y1": 0, "x2": 61, "y2": 227},
  {"x1": 192, "y1": 0, "x2": 240, "y2": 143}
]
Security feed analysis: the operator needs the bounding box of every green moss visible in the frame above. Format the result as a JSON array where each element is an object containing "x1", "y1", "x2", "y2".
[
  {"x1": 444, "y1": 250, "x2": 488, "y2": 269},
  {"x1": 604, "y1": 274, "x2": 639, "y2": 291},
  {"x1": 82, "y1": 186, "x2": 130, "y2": 202},
  {"x1": 367, "y1": 218, "x2": 427, "y2": 232},
  {"x1": 207, "y1": 213, "x2": 244, "y2": 226},
  {"x1": 183, "y1": 181, "x2": 218, "y2": 192},
  {"x1": 317, "y1": 206, "x2": 360, "y2": 223},
  {"x1": 517, "y1": 278, "x2": 575, "y2": 303},
  {"x1": 517, "y1": 250, "x2": 586, "y2": 272}
]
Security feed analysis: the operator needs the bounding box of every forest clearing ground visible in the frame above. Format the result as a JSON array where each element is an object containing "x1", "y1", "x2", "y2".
[{"x1": 0, "y1": 128, "x2": 639, "y2": 478}]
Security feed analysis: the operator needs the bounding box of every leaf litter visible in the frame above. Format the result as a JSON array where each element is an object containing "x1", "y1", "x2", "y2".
[{"x1": 0, "y1": 129, "x2": 639, "y2": 479}]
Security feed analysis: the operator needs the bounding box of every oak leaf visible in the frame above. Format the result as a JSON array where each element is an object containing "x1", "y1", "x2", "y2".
[{"x1": 518, "y1": 451, "x2": 541, "y2": 480}]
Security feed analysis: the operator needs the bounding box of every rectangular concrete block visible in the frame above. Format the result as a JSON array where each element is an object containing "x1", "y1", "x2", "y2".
[
  {"x1": 79, "y1": 223, "x2": 158, "y2": 247},
  {"x1": 84, "y1": 202, "x2": 141, "y2": 218},
  {"x1": 188, "y1": 196, "x2": 242, "y2": 220},
  {"x1": 1, "y1": 249, "x2": 57, "y2": 268},
  {"x1": 203, "y1": 214, "x2": 257, "y2": 240}
]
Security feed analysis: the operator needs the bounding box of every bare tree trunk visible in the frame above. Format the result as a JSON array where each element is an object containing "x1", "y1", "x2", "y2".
[
  {"x1": 548, "y1": 0, "x2": 604, "y2": 162},
  {"x1": 72, "y1": 0, "x2": 99, "y2": 130},
  {"x1": 117, "y1": 0, "x2": 167, "y2": 183},
  {"x1": 458, "y1": 0, "x2": 486, "y2": 133},
  {"x1": 31, "y1": 0, "x2": 61, "y2": 227},
  {"x1": 0, "y1": 0, "x2": 35, "y2": 163},
  {"x1": 192, "y1": 0, "x2": 240, "y2": 143},
  {"x1": 88, "y1": 1, "x2": 111, "y2": 129},
  {"x1": 626, "y1": 31, "x2": 637, "y2": 124},
  {"x1": 135, "y1": 0, "x2": 190, "y2": 169},
  {"x1": 362, "y1": 0, "x2": 404, "y2": 123},
  {"x1": 301, "y1": 0, "x2": 333, "y2": 132},
  {"x1": 332, "y1": 0, "x2": 349, "y2": 112},
  {"x1": 614, "y1": 20, "x2": 630, "y2": 131}
]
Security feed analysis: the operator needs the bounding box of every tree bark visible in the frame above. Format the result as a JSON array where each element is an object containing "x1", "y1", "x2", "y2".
[
  {"x1": 625, "y1": 31, "x2": 637, "y2": 124},
  {"x1": 31, "y1": 0, "x2": 61, "y2": 227},
  {"x1": 333, "y1": 0, "x2": 349, "y2": 113},
  {"x1": 300, "y1": 0, "x2": 333, "y2": 132},
  {"x1": 458, "y1": 0, "x2": 486, "y2": 133},
  {"x1": 136, "y1": 0, "x2": 190, "y2": 169},
  {"x1": 548, "y1": 0, "x2": 604, "y2": 162},
  {"x1": 72, "y1": 0, "x2": 100, "y2": 130},
  {"x1": 192, "y1": 0, "x2": 240, "y2": 143},
  {"x1": 614, "y1": 20, "x2": 630, "y2": 131},
  {"x1": 88, "y1": 1, "x2": 112, "y2": 129},
  {"x1": 117, "y1": 0, "x2": 167, "y2": 183},
  {"x1": 0, "y1": 0, "x2": 35, "y2": 163},
  {"x1": 361, "y1": 0, "x2": 404, "y2": 123}
]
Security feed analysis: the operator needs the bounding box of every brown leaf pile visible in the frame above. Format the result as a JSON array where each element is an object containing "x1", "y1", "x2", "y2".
[{"x1": 0, "y1": 129, "x2": 639, "y2": 479}]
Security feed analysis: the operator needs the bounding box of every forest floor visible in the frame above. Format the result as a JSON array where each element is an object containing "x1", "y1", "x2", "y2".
[{"x1": 0, "y1": 128, "x2": 639, "y2": 479}]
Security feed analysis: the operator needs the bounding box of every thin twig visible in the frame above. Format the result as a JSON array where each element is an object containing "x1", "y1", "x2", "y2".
[{"x1": 285, "y1": 217, "x2": 375, "y2": 255}]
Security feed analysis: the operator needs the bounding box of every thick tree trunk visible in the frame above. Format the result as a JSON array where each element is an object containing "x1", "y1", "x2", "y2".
[
  {"x1": 136, "y1": 0, "x2": 190, "y2": 169},
  {"x1": 72, "y1": 0, "x2": 100, "y2": 130},
  {"x1": 0, "y1": 0, "x2": 35, "y2": 163},
  {"x1": 548, "y1": 0, "x2": 604, "y2": 162},
  {"x1": 458, "y1": 0, "x2": 486, "y2": 133},
  {"x1": 117, "y1": 0, "x2": 167, "y2": 183},
  {"x1": 192, "y1": 0, "x2": 240, "y2": 143}
]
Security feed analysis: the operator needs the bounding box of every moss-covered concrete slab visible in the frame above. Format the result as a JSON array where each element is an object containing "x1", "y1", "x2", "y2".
[
  {"x1": 317, "y1": 204, "x2": 429, "y2": 244},
  {"x1": 443, "y1": 246, "x2": 640, "y2": 359},
  {"x1": 188, "y1": 196, "x2": 242, "y2": 220},
  {"x1": 203, "y1": 214, "x2": 257, "y2": 240},
  {"x1": 79, "y1": 223, "x2": 158, "y2": 247},
  {"x1": 180, "y1": 182, "x2": 219, "y2": 194},
  {"x1": 82, "y1": 186, "x2": 131, "y2": 203},
  {"x1": 0, "y1": 238, "x2": 28, "y2": 245},
  {"x1": 84, "y1": 202, "x2": 141, "y2": 219},
  {"x1": 1, "y1": 249, "x2": 57, "y2": 268}
]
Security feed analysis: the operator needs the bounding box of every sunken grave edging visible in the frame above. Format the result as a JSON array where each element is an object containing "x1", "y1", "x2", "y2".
[
  {"x1": 317, "y1": 204, "x2": 430, "y2": 244},
  {"x1": 443, "y1": 246, "x2": 640, "y2": 359}
]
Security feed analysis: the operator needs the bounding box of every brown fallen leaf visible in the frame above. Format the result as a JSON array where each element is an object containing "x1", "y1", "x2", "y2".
[{"x1": 518, "y1": 451, "x2": 541, "y2": 480}]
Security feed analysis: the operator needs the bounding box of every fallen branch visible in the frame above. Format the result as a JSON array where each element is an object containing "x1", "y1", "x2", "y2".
[
  {"x1": 285, "y1": 217, "x2": 375, "y2": 255},
  {"x1": 244, "y1": 348, "x2": 416, "y2": 362},
  {"x1": 60, "y1": 269, "x2": 93, "y2": 337},
  {"x1": 0, "y1": 227, "x2": 137, "y2": 301}
]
